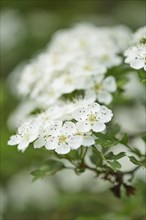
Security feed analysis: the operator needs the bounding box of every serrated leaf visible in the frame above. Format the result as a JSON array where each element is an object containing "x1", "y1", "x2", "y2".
[
  {"x1": 90, "y1": 147, "x2": 103, "y2": 166},
  {"x1": 129, "y1": 156, "x2": 143, "y2": 166},
  {"x1": 120, "y1": 133, "x2": 128, "y2": 145},
  {"x1": 131, "y1": 147, "x2": 143, "y2": 157},
  {"x1": 95, "y1": 133, "x2": 119, "y2": 148},
  {"x1": 106, "y1": 160, "x2": 121, "y2": 171},
  {"x1": 137, "y1": 69, "x2": 146, "y2": 83},
  {"x1": 141, "y1": 159, "x2": 146, "y2": 168},
  {"x1": 114, "y1": 152, "x2": 126, "y2": 160},
  {"x1": 106, "y1": 152, "x2": 126, "y2": 160},
  {"x1": 142, "y1": 134, "x2": 146, "y2": 143},
  {"x1": 31, "y1": 159, "x2": 64, "y2": 181}
]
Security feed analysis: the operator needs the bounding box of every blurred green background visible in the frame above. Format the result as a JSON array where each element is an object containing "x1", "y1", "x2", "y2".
[{"x1": 0, "y1": 0, "x2": 146, "y2": 219}]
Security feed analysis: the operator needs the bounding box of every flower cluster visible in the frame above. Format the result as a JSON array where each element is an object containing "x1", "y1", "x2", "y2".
[
  {"x1": 124, "y1": 26, "x2": 146, "y2": 71},
  {"x1": 8, "y1": 102, "x2": 113, "y2": 154},
  {"x1": 8, "y1": 23, "x2": 132, "y2": 154}
]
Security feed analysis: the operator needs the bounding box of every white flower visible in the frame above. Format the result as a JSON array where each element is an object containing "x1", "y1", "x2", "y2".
[
  {"x1": 125, "y1": 44, "x2": 146, "y2": 71},
  {"x1": 72, "y1": 102, "x2": 113, "y2": 133},
  {"x1": 34, "y1": 119, "x2": 95, "y2": 150},
  {"x1": 86, "y1": 75, "x2": 117, "y2": 105},
  {"x1": 8, "y1": 121, "x2": 40, "y2": 152},
  {"x1": 44, "y1": 121, "x2": 83, "y2": 154},
  {"x1": 34, "y1": 86, "x2": 61, "y2": 108},
  {"x1": 17, "y1": 63, "x2": 41, "y2": 97},
  {"x1": 109, "y1": 25, "x2": 132, "y2": 52},
  {"x1": 70, "y1": 57, "x2": 107, "y2": 76},
  {"x1": 52, "y1": 73, "x2": 91, "y2": 95},
  {"x1": 8, "y1": 23, "x2": 126, "y2": 154},
  {"x1": 133, "y1": 26, "x2": 146, "y2": 44},
  {"x1": 59, "y1": 94, "x2": 96, "y2": 121},
  {"x1": 36, "y1": 106, "x2": 65, "y2": 125}
]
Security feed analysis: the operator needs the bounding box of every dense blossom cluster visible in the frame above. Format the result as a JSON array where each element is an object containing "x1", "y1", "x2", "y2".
[
  {"x1": 8, "y1": 23, "x2": 139, "y2": 154},
  {"x1": 125, "y1": 26, "x2": 146, "y2": 70}
]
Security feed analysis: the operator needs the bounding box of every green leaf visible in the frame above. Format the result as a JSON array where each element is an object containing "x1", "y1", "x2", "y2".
[
  {"x1": 142, "y1": 134, "x2": 146, "y2": 143},
  {"x1": 90, "y1": 147, "x2": 103, "y2": 166},
  {"x1": 120, "y1": 133, "x2": 128, "y2": 145},
  {"x1": 95, "y1": 133, "x2": 119, "y2": 148},
  {"x1": 137, "y1": 69, "x2": 146, "y2": 84},
  {"x1": 105, "y1": 152, "x2": 126, "y2": 160},
  {"x1": 117, "y1": 76, "x2": 129, "y2": 89},
  {"x1": 130, "y1": 147, "x2": 143, "y2": 158},
  {"x1": 129, "y1": 156, "x2": 143, "y2": 166},
  {"x1": 106, "y1": 64, "x2": 131, "y2": 77},
  {"x1": 31, "y1": 159, "x2": 64, "y2": 181},
  {"x1": 106, "y1": 160, "x2": 121, "y2": 171}
]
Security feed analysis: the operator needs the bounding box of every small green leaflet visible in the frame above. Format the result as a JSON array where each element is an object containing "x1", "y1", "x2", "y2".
[
  {"x1": 105, "y1": 152, "x2": 126, "y2": 160},
  {"x1": 31, "y1": 159, "x2": 65, "y2": 181},
  {"x1": 94, "y1": 133, "x2": 119, "y2": 148},
  {"x1": 106, "y1": 160, "x2": 121, "y2": 171},
  {"x1": 129, "y1": 156, "x2": 145, "y2": 167},
  {"x1": 137, "y1": 69, "x2": 146, "y2": 84}
]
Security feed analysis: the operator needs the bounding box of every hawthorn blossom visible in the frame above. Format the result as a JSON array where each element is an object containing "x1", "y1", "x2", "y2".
[
  {"x1": 86, "y1": 75, "x2": 117, "y2": 105},
  {"x1": 44, "y1": 121, "x2": 83, "y2": 154},
  {"x1": 72, "y1": 103, "x2": 113, "y2": 133},
  {"x1": 11, "y1": 23, "x2": 131, "y2": 105},
  {"x1": 133, "y1": 26, "x2": 146, "y2": 44},
  {"x1": 34, "y1": 119, "x2": 95, "y2": 153},
  {"x1": 7, "y1": 23, "x2": 132, "y2": 154},
  {"x1": 125, "y1": 44, "x2": 146, "y2": 70},
  {"x1": 124, "y1": 26, "x2": 146, "y2": 71},
  {"x1": 8, "y1": 121, "x2": 40, "y2": 152}
]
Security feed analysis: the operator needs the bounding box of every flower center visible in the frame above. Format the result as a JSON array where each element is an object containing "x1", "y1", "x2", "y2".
[
  {"x1": 101, "y1": 54, "x2": 110, "y2": 61},
  {"x1": 80, "y1": 39, "x2": 87, "y2": 48},
  {"x1": 94, "y1": 83, "x2": 102, "y2": 91},
  {"x1": 65, "y1": 77, "x2": 73, "y2": 84},
  {"x1": 58, "y1": 135, "x2": 67, "y2": 144},
  {"x1": 84, "y1": 65, "x2": 91, "y2": 71},
  {"x1": 23, "y1": 132, "x2": 30, "y2": 141},
  {"x1": 88, "y1": 114, "x2": 96, "y2": 122}
]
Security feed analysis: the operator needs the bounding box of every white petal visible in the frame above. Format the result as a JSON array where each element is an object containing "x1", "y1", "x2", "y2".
[
  {"x1": 88, "y1": 103, "x2": 100, "y2": 114},
  {"x1": 97, "y1": 91, "x2": 112, "y2": 105},
  {"x1": 45, "y1": 138, "x2": 58, "y2": 150},
  {"x1": 8, "y1": 135, "x2": 21, "y2": 145},
  {"x1": 62, "y1": 122, "x2": 77, "y2": 135},
  {"x1": 29, "y1": 133, "x2": 39, "y2": 142},
  {"x1": 130, "y1": 59, "x2": 144, "y2": 69},
  {"x1": 82, "y1": 136, "x2": 95, "y2": 146},
  {"x1": 72, "y1": 107, "x2": 88, "y2": 121},
  {"x1": 34, "y1": 138, "x2": 45, "y2": 148},
  {"x1": 68, "y1": 135, "x2": 83, "y2": 149},
  {"x1": 48, "y1": 121, "x2": 62, "y2": 136},
  {"x1": 102, "y1": 76, "x2": 117, "y2": 92},
  {"x1": 18, "y1": 141, "x2": 29, "y2": 152},
  {"x1": 84, "y1": 90, "x2": 96, "y2": 102},
  {"x1": 98, "y1": 106, "x2": 113, "y2": 123},
  {"x1": 76, "y1": 121, "x2": 91, "y2": 132},
  {"x1": 18, "y1": 122, "x2": 31, "y2": 134},
  {"x1": 94, "y1": 74, "x2": 104, "y2": 83},
  {"x1": 55, "y1": 144, "x2": 70, "y2": 154},
  {"x1": 92, "y1": 122, "x2": 106, "y2": 132}
]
